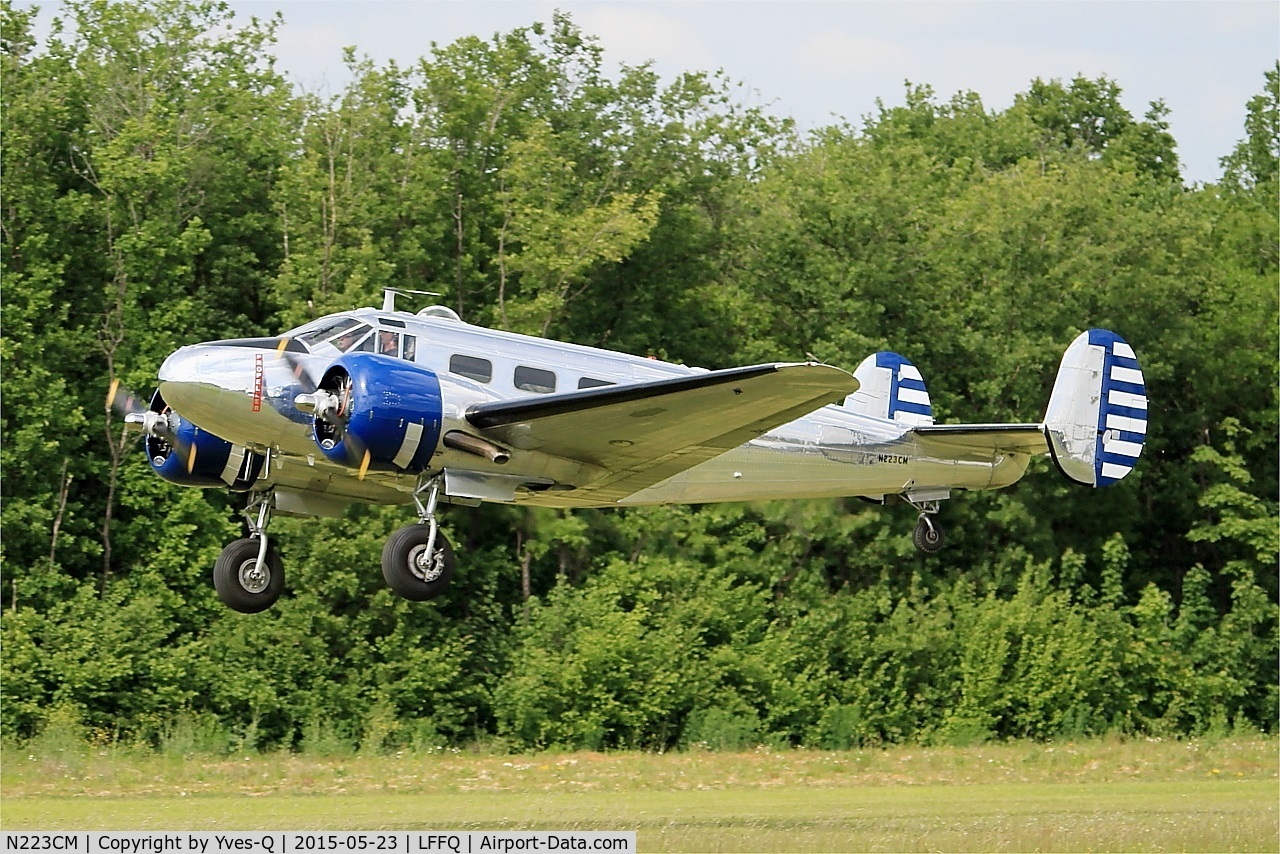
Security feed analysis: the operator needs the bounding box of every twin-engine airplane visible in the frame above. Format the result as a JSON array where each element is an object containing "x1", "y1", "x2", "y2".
[{"x1": 109, "y1": 290, "x2": 1148, "y2": 613}]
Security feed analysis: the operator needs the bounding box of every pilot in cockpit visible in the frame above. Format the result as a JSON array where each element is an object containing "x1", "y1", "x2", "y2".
[
  {"x1": 334, "y1": 329, "x2": 362, "y2": 352},
  {"x1": 379, "y1": 331, "x2": 399, "y2": 357}
]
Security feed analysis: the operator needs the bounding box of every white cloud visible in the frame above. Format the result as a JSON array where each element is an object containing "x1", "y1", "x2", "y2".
[
  {"x1": 802, "y1": 32, "x2": 911, "y2": 76},
  {"x1": 268, "y1": 20, "x2": 350, "y2": 94},
  {"x1": 1205, "y1": 1, "x2": 1280, "y2": 34},
  {"x1": 572, "y1": 6, "x2": 710, "y2": 71}
]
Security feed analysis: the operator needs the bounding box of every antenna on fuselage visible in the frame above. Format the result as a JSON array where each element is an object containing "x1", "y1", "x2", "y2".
[{"x1": 382, "y1": 288, "x2": 441, "y2": 312}]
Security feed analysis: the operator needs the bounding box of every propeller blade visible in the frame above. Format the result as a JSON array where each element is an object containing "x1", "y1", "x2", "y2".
[
  {"x1": 275, "y1": 339, "x2": 320, "y2": 393},
  {"x1": 106, "y1": 378, "x2": 146, "y2": 418}
]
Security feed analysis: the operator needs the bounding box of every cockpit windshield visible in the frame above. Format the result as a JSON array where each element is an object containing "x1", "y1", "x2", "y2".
[{"x1": 290, "y1": 314, "x2": 415, "y2": 360}]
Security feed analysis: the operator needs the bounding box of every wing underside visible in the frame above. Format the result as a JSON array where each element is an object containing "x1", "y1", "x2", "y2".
[{"x1": 466, "y1": 362, "x2": 858, "y2": 503}]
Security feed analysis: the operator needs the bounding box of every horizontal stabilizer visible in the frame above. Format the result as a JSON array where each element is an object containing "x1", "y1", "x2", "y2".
[{"x1": 912, "y1": 423, "x2": 1048, "y2": 457}]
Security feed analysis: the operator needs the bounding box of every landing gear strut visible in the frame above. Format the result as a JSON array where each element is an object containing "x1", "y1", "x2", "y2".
[
  {"x1": 906, "y1": 495, "x2": 946, "y2": 554},
  {"x1": 382, "y1": 475, "x2": 456, "y2": 600},
  {"x1": 213, "y1": 489, "x2": 285, "y2": 612}
]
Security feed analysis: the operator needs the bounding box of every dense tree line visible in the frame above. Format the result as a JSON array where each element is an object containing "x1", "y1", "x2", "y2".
[{"x1": 2, "y1": 0, "x2": 1276, "y2": 751}]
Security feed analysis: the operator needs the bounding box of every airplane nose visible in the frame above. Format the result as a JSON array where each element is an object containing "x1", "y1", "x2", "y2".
[
  {"x1": 158, "y1": 343, "x2": 261, "y2": 429},
  {"x1": 155, "y1": 339, "x2": 322, "y2": 456},
  {"x1": 158, "y1": 345, "x2": 207, "y2": 384},
  {"x1": 159, "y1": 343, "x2": 263, "y2": 391},
  {"x1": 159, "y1": 337, "x2": 312, "y2": 388}
]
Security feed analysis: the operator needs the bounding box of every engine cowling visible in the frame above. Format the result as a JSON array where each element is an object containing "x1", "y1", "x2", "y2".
[
  {"x1": 308, "y1": 353, "x2": 443, "y2": 473},
  {"x1": 145, "y1": 391, "x2": 265, "y2": 489}
]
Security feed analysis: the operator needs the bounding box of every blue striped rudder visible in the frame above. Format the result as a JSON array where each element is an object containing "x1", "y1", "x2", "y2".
[
  {"x1": 846, "y1": 351, "x2": 934, "y2": 426},
  {"x1": 1088, "y1": 329, "x2": 1147, "y2": 486},
  {"x1": 1044, "y1": 329, "x2": 1147, "y2": 487}
]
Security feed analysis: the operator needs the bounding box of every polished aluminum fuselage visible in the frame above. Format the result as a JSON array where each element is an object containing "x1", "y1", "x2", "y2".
[{"x1": 158, "y1": 308, "x2": 1029, "y2": 514}]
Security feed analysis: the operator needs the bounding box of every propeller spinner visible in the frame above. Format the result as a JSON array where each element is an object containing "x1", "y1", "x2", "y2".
[{"x1": 107, "y1": 379, "x2": 197, "y2": 474}]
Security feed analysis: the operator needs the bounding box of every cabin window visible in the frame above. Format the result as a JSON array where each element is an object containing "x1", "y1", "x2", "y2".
[
  {"x1": 515, "y1": 366, "x2": 557, "y2": 394},
  {"x1": 377, "y1": 330, "x2": 400, "y2": 357},
  {"x1": 450, "y1": 354, "x2": 492, "y2": 383},
  {"x1": 578, "y1": 377, "x2": 614, "y2": 390},
  {"x1": 402, "y1": 335, "x2": 417, "y2": 361}
]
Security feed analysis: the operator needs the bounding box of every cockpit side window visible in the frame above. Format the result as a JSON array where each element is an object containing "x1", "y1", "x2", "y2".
[
  {"x1": 298, "y1": 317, "x2": 360, "y2": 346},
  {"x1": 295, "y1": 317, "x2": 415, "y2": 360},
  {"x1": 329, "y1": 323, "x2": 372, "y2": 352}
]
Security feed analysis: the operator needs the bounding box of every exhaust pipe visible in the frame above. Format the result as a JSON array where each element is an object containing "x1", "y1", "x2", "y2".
[{"x1": 443, "y1": 430, "x2": 511, "y2": 465}]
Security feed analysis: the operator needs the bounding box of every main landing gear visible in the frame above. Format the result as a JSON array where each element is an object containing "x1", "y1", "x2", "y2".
[
  {"x1": 211, "y1": 476, "x2": 458, "y2": 613},
  {"x1": 213, "y1": 490, "x2": 285, "y2": 613},
  {"x1": 381, "y1": 475, "x2": 456, "y2": 600},
  {"x1": 906, "y1": 495, "x2": 946, "y2": 554}
]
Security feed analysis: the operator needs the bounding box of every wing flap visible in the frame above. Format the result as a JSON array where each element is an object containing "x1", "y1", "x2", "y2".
[{"x1": 466, "y1": 362, "x2": 858, "y2": 502}]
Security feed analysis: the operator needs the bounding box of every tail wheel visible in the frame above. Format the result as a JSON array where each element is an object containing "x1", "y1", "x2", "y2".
[
  {"x1": 382, "y1": 524, "x2": 456, "y2": 600},
  {"x1": 913, "y1": 517, "x2": 945, "y2": 554},
  {"x1": 213, "y1": 537, "x2": 285, "y2": 613}
]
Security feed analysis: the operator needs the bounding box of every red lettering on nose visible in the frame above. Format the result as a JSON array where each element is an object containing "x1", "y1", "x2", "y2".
[{"x1": 252, "y1": 354, "x2": 264, "y2": 412}]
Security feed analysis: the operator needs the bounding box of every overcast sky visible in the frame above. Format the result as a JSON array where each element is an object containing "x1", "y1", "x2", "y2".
[{"x1": 32, "y1": 1, "x2": 1280, "y2": 184}]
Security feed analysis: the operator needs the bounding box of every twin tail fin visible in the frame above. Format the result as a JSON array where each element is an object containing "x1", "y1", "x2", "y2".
[
  {"x1": 849, "y1": 329, "x2": 1147, "y2": 488},
  {"x1": 845, "y1": 351, "x2": 934, "y2": 426},
  {"x1": 1043, "y1": 328, "x2": 1147, "y2": 487}
]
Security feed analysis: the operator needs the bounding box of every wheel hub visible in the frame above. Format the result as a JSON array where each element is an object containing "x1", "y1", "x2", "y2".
[
  {"x1": 238, "y1": 558, "x2": 271, "y2": 594},
  {"x1": 408, "y1": 544, "x2": 444, "y2": 583}
]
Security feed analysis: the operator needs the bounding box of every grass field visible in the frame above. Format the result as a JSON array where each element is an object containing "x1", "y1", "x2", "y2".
[{"x1": 3, "y1": 738, "x2": 1277, "y2": 852}]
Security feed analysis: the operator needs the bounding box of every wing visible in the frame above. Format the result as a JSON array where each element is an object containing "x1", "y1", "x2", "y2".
[
  {"x1": 911, "y1": 423, "x2": 1049, "y2": 457},
  {"x1": 466, "y1": 362, "x2": 858, "y2": 503}
]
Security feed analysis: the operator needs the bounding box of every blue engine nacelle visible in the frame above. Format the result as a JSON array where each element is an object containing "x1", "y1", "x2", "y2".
[
  {"x1": 312, "y1": 354, "x2": 443, "y2": 473},
  {"x1": 145, "y1": 391, "x2": 265, "y2": 489}
]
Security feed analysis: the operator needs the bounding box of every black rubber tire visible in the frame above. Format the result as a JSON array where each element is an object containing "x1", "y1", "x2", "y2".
[
  {"x1": 912, "y1": 518, "x2": 945, "y2": 554},
  {"x1": 381, "y1": 524, "x2": 456, "y2": 600},
  {"x1": 213, "y1": 537, "x2": 285, "y2": 613}
]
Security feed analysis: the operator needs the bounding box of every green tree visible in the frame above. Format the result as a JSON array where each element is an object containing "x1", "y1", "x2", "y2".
[
  {"x1": 1221, "y1": 63, "x2": 1279, "y2": 195},
  {"x1": 2, "y1": 0, "x2": 293, "y2": 608},
  {"x1": 496, "y1": 120, "x2": 662, "y2": 335}
]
